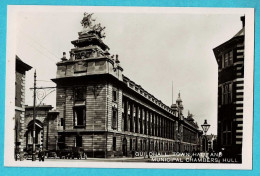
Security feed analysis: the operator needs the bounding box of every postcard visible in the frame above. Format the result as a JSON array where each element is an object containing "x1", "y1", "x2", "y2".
[{"x1": 5, "y1": 5, "x2": 254, "y2": 169}]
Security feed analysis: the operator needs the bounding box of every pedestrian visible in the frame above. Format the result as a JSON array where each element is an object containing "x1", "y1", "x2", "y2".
[
  {"x1": 132, "y1": 150, "x2": 135, "y2": 158},
  {"x1": 38, "y1": 148, "x2": 45, "y2": 162},
  {"x1": 38, "y1": 149, "x2": 42, "y2": 162}
]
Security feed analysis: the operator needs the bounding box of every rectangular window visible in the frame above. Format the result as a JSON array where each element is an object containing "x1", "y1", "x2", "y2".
[
  {"x1": 133, "y1": 139, "x2": 136, "y2": 151},
  {"x1": 60, "y1": 118, "x2": 64, "y2": 126},
  {"x1": 144, "y1": 140, "x2": 146, "y2": 151},
  {"x1": 74, "y1": 87, "x2": 85, "y2": 101},
  {"x1": 112, "y1": 89, "x2": 117, "y2": 102},
  {"x1": 112, "y1": 108, "x2": 118, "y2": 130},
  {"x1": 222, "y1": 121, "x2": 232, "y2": 146},
  {"x1": 58, "y1": 135, "x2": 65, "y2": 143},
  {"x1": 15, "y1": 82, "x2": 17, "y2": 100},
  {"x1": 74, "y1": 106, "x2": 86, "y2": 127},
  {"x1": 75, "y1": 136, "x2": 82, "y2": 147},
  {"x1": 113, "y1": 137, "x2": 116, "y2": 151},
  {"x1": 222, "y1": 83, "x2": 232, "y2": 104},
  {"x1": 133, "y1": 105, "x2": 136, "y2": 117},
  {"x1": 128, "y1": 104, "x2": 131, "y2": 115},
  {"x1": 222, "y1": 50, "x2": 233, "y2": 68},
  {"x1": 130, "y1": 139, "x2": 132, "y2": 151}
]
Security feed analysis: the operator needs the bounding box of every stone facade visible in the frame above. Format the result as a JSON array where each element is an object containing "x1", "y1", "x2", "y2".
[
  {"x1": 52, "y1": 13, "x2": 202, "y2": 158},
  {"x1": 213, "y1": 16, "x2": 245, "y2": 162},
  {"x1": 15, "y1": 56, "x2": 32, "y2": 160},
  {"x1": 24, "y1": 105, "x2": 59, "y2": 152}
]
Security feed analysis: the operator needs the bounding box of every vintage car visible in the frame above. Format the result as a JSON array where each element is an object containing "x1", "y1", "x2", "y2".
[
  {"x1": 45, "y1": 150, "x2": 58, "y2": 159},
  {"x1": 23, "y1": 148, "x2": 39, "y2": 160},
  {"x1": 71, "y1": 147, "x2": 86, "y2": 159},
  {"x1": 57, "y1": 148, "x2": 72, "y2": 159},
  {"x1": 57, "y1": 147, "x2": 86, "y2": 159}
]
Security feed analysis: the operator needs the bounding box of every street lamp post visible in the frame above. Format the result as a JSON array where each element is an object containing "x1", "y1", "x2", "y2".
[
  {"x1": 201, "y1": 120, "x2": 210, "y2": 157},
  {"x1": 32, "y1": 70, "x2": 37, "y2": 161},
  {"x1": 29, "y1": 71, "x2": 56, "y2": 161}
]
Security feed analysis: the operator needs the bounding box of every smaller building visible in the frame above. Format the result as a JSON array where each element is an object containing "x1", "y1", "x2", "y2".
[
  {"x1": 24, "y1": 105, "x2": 59, "y2": 152},
  {"x1": 15, "y1": 55, "x2": 32, "y2": 160},
  {"x1": 201, "y1": 134, "x2": 217, "y2": 152},
  {"x1": 213, "y1": 16, "x2": 245, "y2": 162}
]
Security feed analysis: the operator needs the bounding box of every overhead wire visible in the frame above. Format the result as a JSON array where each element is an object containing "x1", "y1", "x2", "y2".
[
  {"x1": 20, "y1": 30, "x2": 60, "y2": 59},
  {"x1": 19, "y1": 30, "x2": 61, "y2": 63}
]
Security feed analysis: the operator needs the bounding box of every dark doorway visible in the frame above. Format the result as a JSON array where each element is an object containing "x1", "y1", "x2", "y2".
[
  {"x1": 76, "y1": 136, "x2": 82, "y2": 147},
  {"x1": 122, "y1": 138, "x2": 127, "y2": 156}
]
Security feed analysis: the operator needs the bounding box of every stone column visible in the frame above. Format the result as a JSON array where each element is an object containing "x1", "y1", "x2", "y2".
[
  {"x1": 155, "y1": 115, "x2": 157, "y2": 137},
  {"x1": 167, "y1": 119, "x2": 169, "y2": 139},
  {"x1": 160, "y1": 118, "x2": 163, "y2": 138},
  {"x1": 135, "y1": 104, "x2": 139, "y2": 133},
  {"x1": 140, "y1": 107, "x2": 143, "y2": 134},
  {"x1": 143, "y1": 109, "x2": 145, "y2": 135},
  {"x1": 164, "y1": 118, "x2": 167, "y2": 138},
  {"x1": 130, "y1": 101, "x2": 134, "y2": 132},
  {"x1": 152, "y1": 113, "x2": 154, "y2": 136},
  {"x1": 126, "y1": 99, "x2": 129, "y2": 131},
  {"x1": 147, "y1": 111, "x2": 149, "y2": 135},
  {"x1": 158, "y1": 117, "x2": 160, "y2": 137},
  {"x1": 162, "y1": 118, "x2": 164, "y2": 138},
  {"x1": 171, "y1": 121, "x2": 174, "y2": 139},
  {"x1": 148, "y1": 111, "x2": 151, "y2": 135}
]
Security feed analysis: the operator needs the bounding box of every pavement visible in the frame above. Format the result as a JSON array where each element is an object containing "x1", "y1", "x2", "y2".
[{"x1": 44, "y1": 153, "x2": 194, "y2": 163}]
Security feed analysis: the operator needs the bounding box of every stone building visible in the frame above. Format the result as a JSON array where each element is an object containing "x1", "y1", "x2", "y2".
[
  {"x1": 15, "y1": 56, "x2": 32, "y2": 160},
  {"x1": 51, "y1": 13, "x2": 202, "y2": 158},
  {"x1": 201, "y1": 134, "x2": 217, "y2": 152},
  {"x1": 24, "y1": 105, "x2": 59, "y2": 152},
  {"x1": 213, "y1": 16, "x2": 245, "y2": 162}
]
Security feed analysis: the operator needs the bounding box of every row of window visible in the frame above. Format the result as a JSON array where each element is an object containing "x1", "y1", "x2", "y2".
[
  {"x1": 183, "y1": 128, "x2": 197, "y2": 143},
  {"x1": 73, "y1": 87, "x2": 118, "y2": 101},
  {"x1": 184, "y1": 144, "x2": 197, "y2": 152},
  {"x1": 59, "y1": 135, "x2": 176, "y2": 152},
  {"x1": 67, "y1": 103, "x2": 178, "y2": 137},
  {"x1": 65, "y1": 88, "x2": 118, "y2": 128},
  {"x1": 60, "y1": 108, "x2": 118, "y2": 128},
  {"x1": 63, "y1": 100, "x2": 177, "y2": 137},
  {"x1": 112, "y1": 137, "x2": 174, "y2": 151}
]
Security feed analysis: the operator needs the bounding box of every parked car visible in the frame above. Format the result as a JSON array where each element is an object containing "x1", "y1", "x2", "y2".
[
  {"x1": 71, "y1": 147, "x2": 85, "y2": 159},
  {"x1": 57, "y1": 148, "x2": 73, "y2": 159},
  {"x1": 45, "y1": 150, "x2": 58, "y2": 159},
  {"x1": 23, "y1": 148, "x2": 39, "y2": 160}
]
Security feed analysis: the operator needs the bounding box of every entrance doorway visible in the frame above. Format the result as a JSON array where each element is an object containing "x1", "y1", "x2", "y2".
[
  {"x1": 122, "y1": 138, "x2": 127, "y2": 156},
  {"x1": 76, "y1": 136, "x2": 82, "y2": 147},
  {"x1": 25, "y1": 120, "x2": 43, "y2": 150}
]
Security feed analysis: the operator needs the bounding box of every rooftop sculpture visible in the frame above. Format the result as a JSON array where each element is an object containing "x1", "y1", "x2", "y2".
[{"x1": 80, "y1": 13, "x2": 106, "y2": 38}]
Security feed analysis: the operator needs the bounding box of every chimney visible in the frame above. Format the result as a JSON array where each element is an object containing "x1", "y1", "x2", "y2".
[
  {"x1": 61, "y1": 52, "x2": 67, "y2": 61},
  {"x1": 240, "y1": 16, "x2": 245, "y2": 28}
]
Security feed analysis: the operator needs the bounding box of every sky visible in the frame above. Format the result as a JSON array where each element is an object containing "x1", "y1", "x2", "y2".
[{"x1": 12, "y1": 6, "x2": 245, "y2": 135}]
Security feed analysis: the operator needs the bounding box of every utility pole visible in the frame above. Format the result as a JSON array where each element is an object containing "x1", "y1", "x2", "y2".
[{"x1": 32, "y1": 70, "x2": 37, "y2": 161}]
